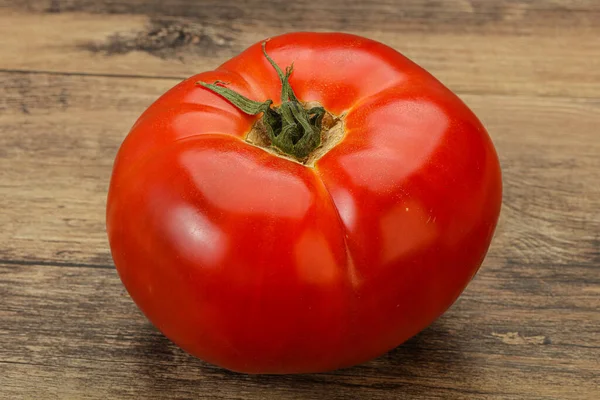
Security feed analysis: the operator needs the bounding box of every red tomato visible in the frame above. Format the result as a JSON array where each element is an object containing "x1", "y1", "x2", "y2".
[{"x1": 107, "y1": 32, "x2": 502, "y2": 374}]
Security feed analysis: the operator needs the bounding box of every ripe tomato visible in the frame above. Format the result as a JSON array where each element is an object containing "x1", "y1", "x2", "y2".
[{"x1": 107, "y1": 32, "x2": 502, "y2": 374}]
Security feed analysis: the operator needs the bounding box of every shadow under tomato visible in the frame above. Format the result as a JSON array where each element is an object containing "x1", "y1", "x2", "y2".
[
  {"x1": 244, "y1": 318, "x2": 472, "y2": 399},
  {"x1": 132, "y1": 317, "x2": 471, "y2": 399}
]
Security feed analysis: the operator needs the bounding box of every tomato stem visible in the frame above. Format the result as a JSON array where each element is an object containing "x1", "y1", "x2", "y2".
[{"x1": 198, "y1": 42, "x2": 326, "y2": 161}]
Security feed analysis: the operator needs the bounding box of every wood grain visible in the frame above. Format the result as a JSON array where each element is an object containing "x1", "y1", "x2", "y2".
[
  {"x1": 1, "y1": 0, "x2": 599, "y2": 399},
  {"x1": 0, "y1": 72, "x2": 173, "y2": 267},
  {"x1": 5, "y1": 0, "x2": 600, "y2": 34},
  {"x1": 1, "y1": 262, "x2": 598, "y2": 399},
  {"x1": 1, "y1": 4, "x2": 600, "y2": 97}
]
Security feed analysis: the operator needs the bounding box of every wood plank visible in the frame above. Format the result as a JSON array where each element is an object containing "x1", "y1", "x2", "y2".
[
  {"x1": 5, "y1": 0, "x2": 600, "y2": 34},
  {"x1": 0, "y1": 5, "x2": 599, "y2": 98},
  {"x1": 2, "y1": 71, "x2": 599, "y2": 270},
  {"x1": 0, "y1": 72, "x2": 173, "y2": 267},
  {"x1": 0, "y1": 262, "x2": 598, "y2": 399}
]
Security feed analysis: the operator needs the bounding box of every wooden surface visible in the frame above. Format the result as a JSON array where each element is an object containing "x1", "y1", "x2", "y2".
[{"x1": 1, "y1": 1, "x2": 599, "y2": 399}]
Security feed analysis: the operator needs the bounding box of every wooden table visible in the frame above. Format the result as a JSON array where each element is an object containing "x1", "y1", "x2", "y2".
[{"x1": 1, "y1": 1, "x2": 599, "y2": 399}]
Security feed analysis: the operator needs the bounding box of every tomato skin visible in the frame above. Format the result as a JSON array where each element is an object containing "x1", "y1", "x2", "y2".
[{"x1": 107, "y1": 32, "x2": 502, "y2": 374}]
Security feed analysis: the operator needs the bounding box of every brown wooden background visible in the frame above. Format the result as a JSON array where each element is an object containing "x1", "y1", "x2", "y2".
[{"x1": 1, "y1": 1, "x2": 599, "y2": 399}]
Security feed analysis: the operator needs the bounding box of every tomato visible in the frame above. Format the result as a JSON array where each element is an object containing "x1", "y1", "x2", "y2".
[{"x1": 107, "y1": 32, "x2": 502, "y2": 374}]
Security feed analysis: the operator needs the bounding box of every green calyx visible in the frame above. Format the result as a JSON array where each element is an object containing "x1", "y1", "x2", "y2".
[{"x1": 198, "y1": 42, "x2": 326, "y2": 160}]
